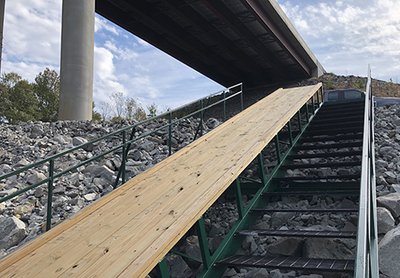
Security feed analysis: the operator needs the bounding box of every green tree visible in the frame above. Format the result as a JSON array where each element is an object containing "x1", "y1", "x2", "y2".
[
  {"x1": 33, "y1": 68, "x2": 60, "y2": 122},
  {"x1": 0, "y1": 73, "x2": 39, "y2": 123},
  {"x1": 147, "y1": 103, "x2": 158, "y2": 118}
]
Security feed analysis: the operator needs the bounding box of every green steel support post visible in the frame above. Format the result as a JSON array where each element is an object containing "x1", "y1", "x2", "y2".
[
  {"x1": 234, "y1": 179, "x2": 245, "y2": 219},
  {"x1": 46, "y1": 159, "x2": 55, "y2": 231},
  {"x1": 305, "y1": 104, "x2": 310, "y2": 122},
  {"x1": 288, "y1": 120, "x2": 293, "y2": 146},
  {"x1": 197, "y1": 218, "x2": 212, "y2": 270},
  {"x1": 157, "y1": 259, "x2": 170, "y2": 278},
  {"x1": 258, "y1": 153, "x2": 267, "y2": 185},
  {"x1": 311, "y1": 95, "x2": 315, "y2": 114},
  {"x1": 168, "y1": 111, "x2": 172, "y2": 156},
  {"x1": 316, "y1": 90, "x2": 320, "y2": 105},
  {"x1": 121, "y1": 130, "x2": 126, "y2": 184},
  {"x1": 275, "y1": 135, "x2": 281, "y2": 164},
  {"x1": 297, "y1": 111, "x2": 302, "y2": 132}
]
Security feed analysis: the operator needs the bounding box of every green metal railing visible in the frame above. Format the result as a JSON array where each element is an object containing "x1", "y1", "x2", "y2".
[
  {"x1": 354, "y1": 66, "x2": 379, "y2": 277},
  {"x1": 0, "y1": 83, "x2": 243, "y2": 231}
]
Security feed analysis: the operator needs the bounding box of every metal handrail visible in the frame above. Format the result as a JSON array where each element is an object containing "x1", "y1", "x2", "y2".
[
  {"x1": 0, "y1": 83, "x2": 243, "y2": 231},
  {"x1": 354, "y1": 66, "x2": 379, "y2": 277}
]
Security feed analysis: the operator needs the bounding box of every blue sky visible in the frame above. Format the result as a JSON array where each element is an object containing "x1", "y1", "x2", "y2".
[{"x1": 2, "y1": 0, "x2": 400, "y2": 114}]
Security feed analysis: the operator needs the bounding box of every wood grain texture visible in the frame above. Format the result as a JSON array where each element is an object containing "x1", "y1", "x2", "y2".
[{"x1": 0, "y1": 84, "x2": 321, "y2": 278}]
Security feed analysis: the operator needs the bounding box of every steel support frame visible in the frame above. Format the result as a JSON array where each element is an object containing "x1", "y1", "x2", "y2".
[{"x1": 197, "y1": 92, "x2": 322, "y2": 277}]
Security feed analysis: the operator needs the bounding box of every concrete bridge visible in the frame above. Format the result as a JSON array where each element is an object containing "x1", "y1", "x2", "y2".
[{"x1": 2, "y1": 0, "x2": 325, "y2": 120}]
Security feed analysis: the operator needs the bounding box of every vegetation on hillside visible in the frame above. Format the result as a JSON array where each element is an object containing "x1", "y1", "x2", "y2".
[
  {"x1": 317, "y1": 73, "x2": 400, "y2": 97},
  {"x1": 0, "y1": 70, "x2": 160, "y2": 124}
]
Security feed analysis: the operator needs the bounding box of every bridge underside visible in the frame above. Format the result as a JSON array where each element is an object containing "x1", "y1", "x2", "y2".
[{"x1": 96, "y1": 0, "x2": 324, "y2": 87}]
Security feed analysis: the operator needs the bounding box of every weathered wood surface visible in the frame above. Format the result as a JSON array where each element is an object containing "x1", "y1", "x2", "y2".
[{"x1": 0, "y1": 84, "x2": 321, "y2": 278}]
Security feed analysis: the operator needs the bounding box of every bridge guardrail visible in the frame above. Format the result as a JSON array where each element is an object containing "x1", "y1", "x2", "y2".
[{"x1": 0, "y1": 83, "x2": 243, "y2": 231}]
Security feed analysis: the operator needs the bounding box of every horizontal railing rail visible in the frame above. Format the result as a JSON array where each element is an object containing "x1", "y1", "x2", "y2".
[
  {"x1": 354, "y1": 66, "x2": 379, "y2": 277},
  {"x1": 0, "y1": 83, "x2": 243, "y2": 231}
]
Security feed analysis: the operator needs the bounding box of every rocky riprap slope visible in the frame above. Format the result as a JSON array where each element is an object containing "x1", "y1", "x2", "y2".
[
  {"x1": 0, "y1": 117, "x2": 221, "y2": 258},
  {"x1": 0, "y1": 103, "x2": 400, "y2": 278},
  {"x1": 373, "y1": 104, "x2": 400, "y2": 278}
]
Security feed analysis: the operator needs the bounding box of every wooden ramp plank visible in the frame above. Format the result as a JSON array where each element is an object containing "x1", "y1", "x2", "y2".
[{"x1": 0, "y1": 84, "x2": 322, "y2": 278}]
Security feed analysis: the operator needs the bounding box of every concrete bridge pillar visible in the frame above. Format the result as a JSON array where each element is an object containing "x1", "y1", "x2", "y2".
[{"x1": 59, "y1": 0, "x2": 95, "y2": 120}]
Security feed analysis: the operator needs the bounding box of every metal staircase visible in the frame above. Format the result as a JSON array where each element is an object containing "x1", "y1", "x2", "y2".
[{"x1": 194, "y1": 72, "x2": 378, "y2": 277}]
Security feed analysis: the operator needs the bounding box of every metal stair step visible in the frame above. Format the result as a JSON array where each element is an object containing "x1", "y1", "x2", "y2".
[
  {"x1": 289, "y1": 151, "x2": 362, "y2": 159},
  {"x1": 311, "y1": 115, "x2": 363, "y2": 124},
  {"x1": 281, "y1": 161, "x2": 361, "y2": 169},
  {"x1": 278, "y1": 181, "x2": 360, "y2": 189},
  {"x1": 237, "y1": 229, "x2": 357, "y2": 238},
  {"x1": 305, "y1": 127, "x2": 363, "y2": 136},
  {"x1": 308, "y1": 121, "x2": 364, "y2": 130},
  {"x1": 301, "y1": 134, "x2": 363, "y2": 142},
  {"x1": 273, "y1": 175, "x2": 360, "y2": 181},
  {"x1": 218, "y1": 255, "x2": 354, "y2": 272},
  {"x1": 263, "y1": 190, "x2": 359, "y2": 196},
  {"x1": 251, "y1": 208, "x2": 358, "y2": 213},
  {"x1": 295, "y1": 142, "x2": 362, "y2": 150}
]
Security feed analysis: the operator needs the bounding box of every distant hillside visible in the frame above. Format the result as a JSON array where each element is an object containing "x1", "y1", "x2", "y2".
[{"x1": 316, "y1": 73, "x2": 400, "y2": 97}]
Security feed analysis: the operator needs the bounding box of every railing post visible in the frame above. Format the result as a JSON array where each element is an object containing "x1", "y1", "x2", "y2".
[
  {"x1": 275, "y1": 134, "x2": 281, "y2": 164},
  {"x1": 240, "y1": 84, "x2": 244, "y2": 111},
  {"x1": 223, "y1": 90, "x2": 227, "y2": 121},
  {"x1": 234, "y1": 179, "x2": 244, "y2": 219},
  {"x1": 288, "y1": 120, "x2": 293, "y2": 146},
  {"x1": 168, "y1": 111, "x2": 172, "y2": 156},
  {"x1": 46, "y1": 159, "x2": 55, "y2": 231},
  {"x1": 121, "y1": 130, "x2": 126, "y2": 184},
  {"x1": 258, "y1": 153, "x2": 267, "y2": 185},
  {"x1": 305, "y1": 103, "x2": 310, "y2": 122},
  {"x1": 200, "y1": 99, "x2": 204, "y2": 136},
  {"x1": 297, "y1": 111, "x2": 302, "y2": 132},
  {"x1": 197, "y1": 218, "x2": 212, "y2": 270},
  {"x1": 311, "y1": 95, "x2": 315, "y2": 114}
]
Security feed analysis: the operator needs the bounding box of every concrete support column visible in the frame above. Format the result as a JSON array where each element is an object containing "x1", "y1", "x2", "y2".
[
  {"x1": 59, "y1": 0, "x2": 95, "y2": 120},
  {"x1": 0, "y1": 0, "x2": 6, "y2": 75}
]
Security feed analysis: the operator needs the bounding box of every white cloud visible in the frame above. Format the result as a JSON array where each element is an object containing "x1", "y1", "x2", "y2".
[
  {"x1": 279, "y1": 0, "x2": 400, "y2": 81},
  {"x1": 95, "y1": 17, "x2": 119, "y2": 35}
]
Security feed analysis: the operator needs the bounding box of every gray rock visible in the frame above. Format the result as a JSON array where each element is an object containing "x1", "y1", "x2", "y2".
[
  {"x1": 0, "y1": 216, "x2": 27, "y2": 250},
  {"x1": 206, "y1": 118, "x2": 220, "y2": 129},
  {"x1": 377, "y1": 193, "x2": 400, "y2": 218},
  {"x1": 165, "y1": 254, "x2": 192, "y2": 278},
  {"x1": 377, "y1": 207, "x2": 396, "y2": 234},
  {"x1": 183, "y1": 235, "x2": 201, "y2": 261},
  {"x1": 379, "y1": 225, "x2": 400, "y2": 277},
  {"x1": 83, "y1": 193, "x2": 97, "y2": 201},
  {"x1": 242, "y1": 236, "x2": 257, "y2": 254},
  {"x1": 34, "y1": 187, "x2": 45, "y2": 198},
  {"x1": 246, "y1": 268, "x2": 269, "y2": 278},
  {"x1": 16, "y1": 159, "x2": 30, "y2": 167},
  {"x1": 269, "y1": 269, "x2": 283, "y2": 278},
  {"x1": 30, "y1": 125, "x2": 44, "y2": 138},
  {"x1": 72, "y1": 136, "x2": 88, "y2": 146},
  {"x1": 270, "y1": 212, "x2": 295, "y2": 229},
  {"x1": 27, "y1": 171, "x2": 47, "y2": 185},
  {"x1": 303, "y1": 238, "x2": 353, "y2": 259},
  {"x1": 267, "y1": 238, "x2": 303, "y2": 256}
]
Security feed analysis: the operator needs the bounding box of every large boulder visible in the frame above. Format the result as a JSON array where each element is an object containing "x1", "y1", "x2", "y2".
[
  {"x1": 377, "y1": 207, "x2": 396, "y2": 234},
  {"x1": 379, "y1": 225, "x2": 400, "y2": 277},
  {"x1": 165, "y1": 254, "x2": 192, "y2": 278},
  {"x1": 303, "y1": 238, "x2": 353, "y2": 259},
  {"x1": 267, "y1": 238, "x2": 303, "y2": 256},
  {"x1": 377, "y1": 193, "x2": 400, "y2": 219},
  {"x1": 0, "y1": 216, "x2": 27, "y2": 250}
]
